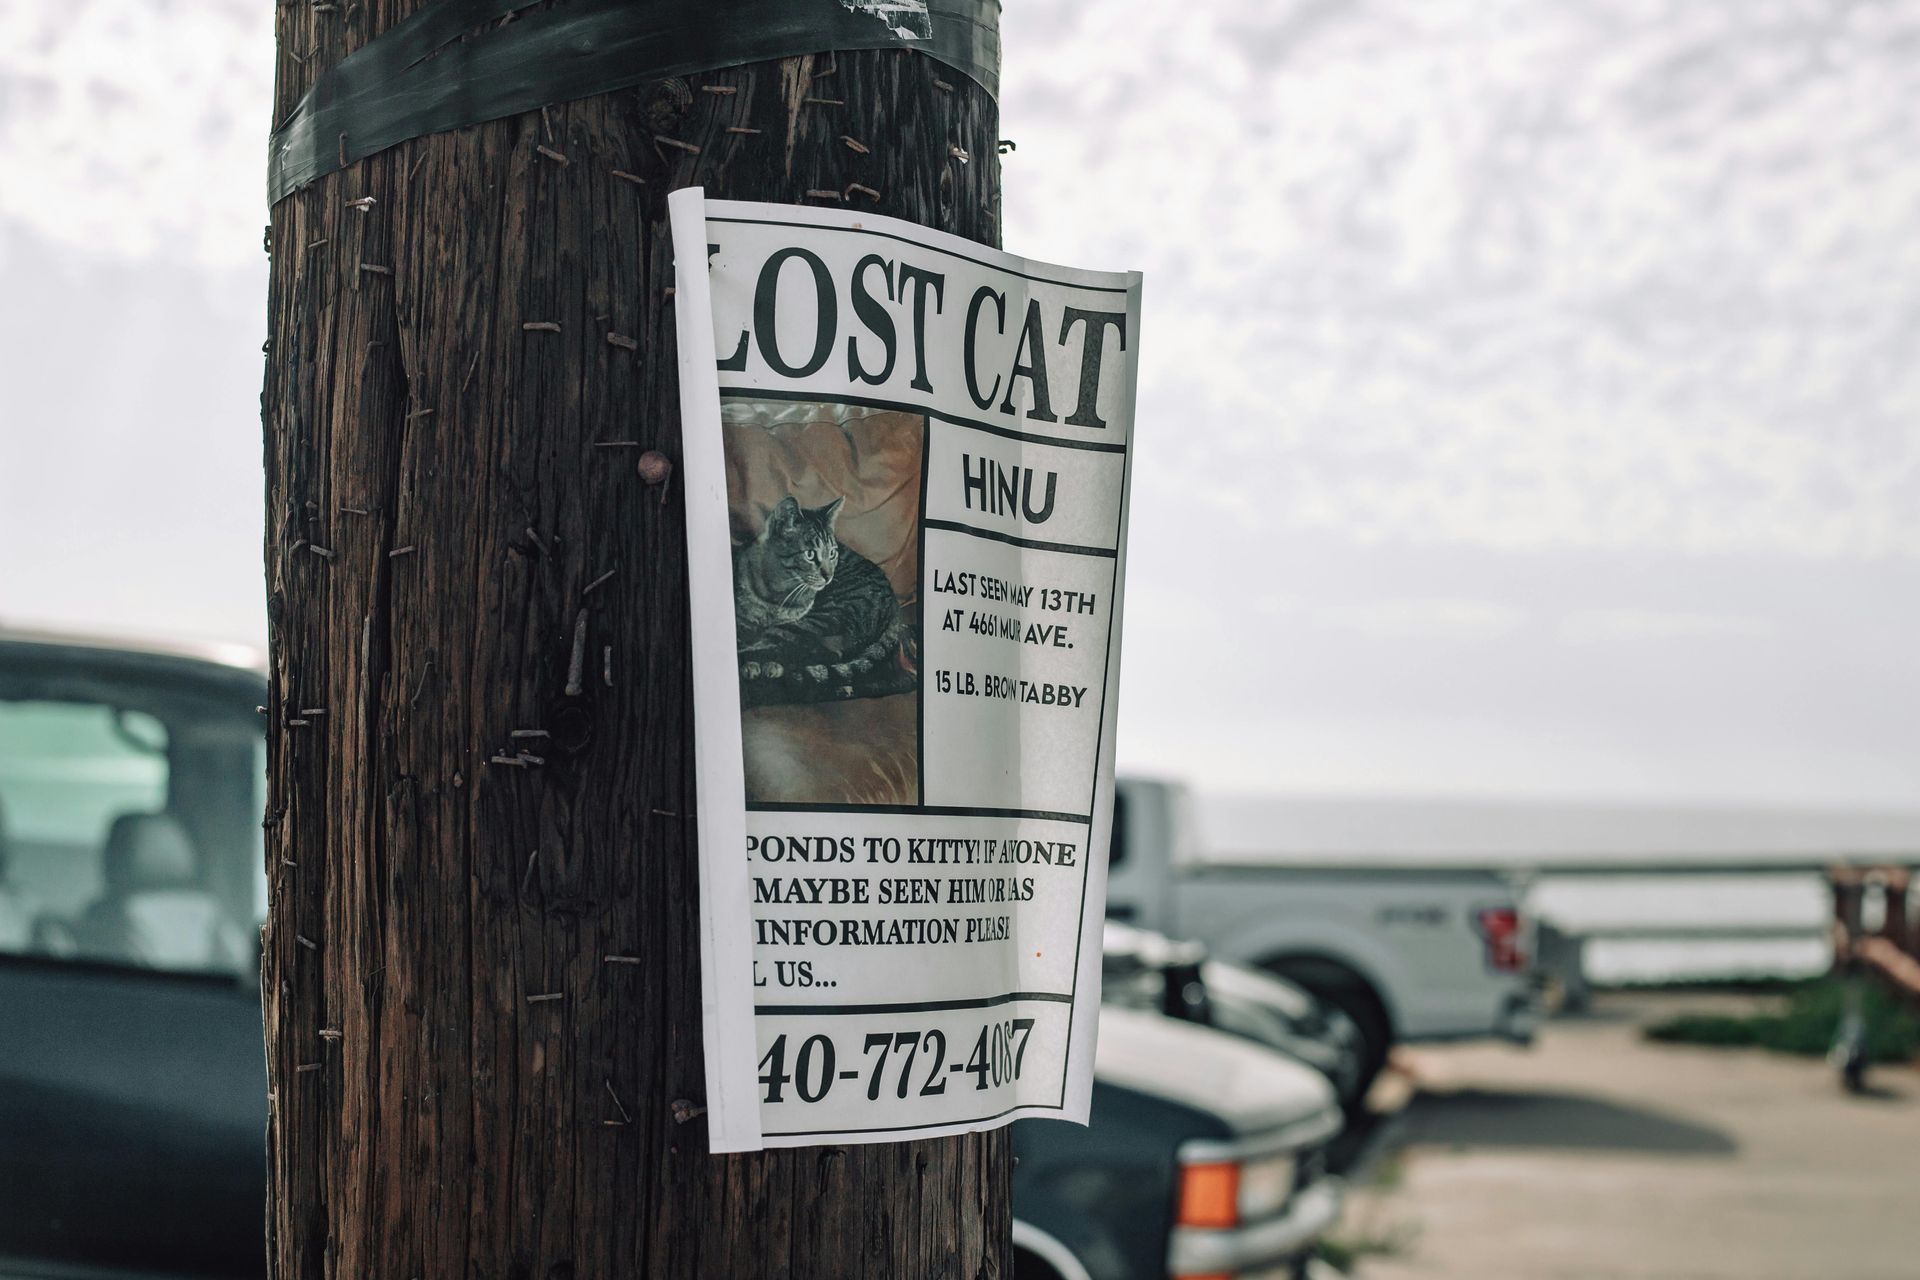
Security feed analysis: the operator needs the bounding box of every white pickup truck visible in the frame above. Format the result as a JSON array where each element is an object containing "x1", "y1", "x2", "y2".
[{"x1": 1105, "y1": 777, "x2": 1536, "y2": 1095}]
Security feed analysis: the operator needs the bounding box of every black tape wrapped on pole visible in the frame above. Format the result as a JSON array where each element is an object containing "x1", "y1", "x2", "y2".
[{"x1": 268, "y1": 0, "x2": 999, "y2": 203}]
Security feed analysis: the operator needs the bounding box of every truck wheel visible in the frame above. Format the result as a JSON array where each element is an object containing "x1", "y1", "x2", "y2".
[
  {"x1": 1265, "y1": 957, "x2": 1392, "y2": 1111},
  {"x1": 1013, "y1": 1247, "x2": 1067, "y2": 1280},
  {"x1": 1337, "y1": 993, "x2": 1392, "y2": 1105}
]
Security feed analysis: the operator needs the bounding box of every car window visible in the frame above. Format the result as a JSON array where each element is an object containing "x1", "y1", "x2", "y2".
[
  {"x1": 251, "y1": 736, "x2": 269, "y2": 925},
  {"x1": 0, "y1": 696, "x2": 259, "y2": 977}
]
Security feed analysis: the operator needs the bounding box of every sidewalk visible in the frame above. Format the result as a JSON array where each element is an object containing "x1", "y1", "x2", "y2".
[{"x1": 1339, "y1": 993, "x2": 1920, "y2": 1280}]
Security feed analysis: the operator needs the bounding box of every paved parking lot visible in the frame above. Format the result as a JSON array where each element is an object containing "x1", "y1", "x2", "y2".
[{"x1": 1340, "y1": 993, "x2": 1920, "y2": 1280}]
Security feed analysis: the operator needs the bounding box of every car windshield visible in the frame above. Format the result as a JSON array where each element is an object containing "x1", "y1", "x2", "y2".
[{"x1": 0, "y1": 658, "x2": 265, "y2": 979}]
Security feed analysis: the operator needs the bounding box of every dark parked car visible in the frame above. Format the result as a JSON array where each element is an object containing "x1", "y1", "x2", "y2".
[
  {"x1": 1011, "y1": 1004, "x2": 1344, "y2": 1280},
  {"x1": 1, "y1": 629, "x2": 1347, "y2": 1280},
  {"x1": 0, "y1": 628, "x2": 270, "y2": 1279}
]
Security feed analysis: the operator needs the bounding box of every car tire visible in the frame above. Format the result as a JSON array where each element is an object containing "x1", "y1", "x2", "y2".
[{"x1": 1013, "y1": 1247, "x2": 1067, "y2": 1280}]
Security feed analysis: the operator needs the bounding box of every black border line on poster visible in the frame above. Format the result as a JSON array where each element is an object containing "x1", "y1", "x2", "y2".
[
  {"x1": 745, "y1": 801, "x2": 1090, "y2": 823},
  {"x1": 762, "y1": 1100, "x2": 1067, "y2": 1140},
  {"x1": 915, "y1": 414, "x2": 931, "y2": 808},
  {"x1": 757, "y1": 990, "x2": 1072, "y2": 1016},
  {"x1": 718, "y1": 378, "x2": 1127, "y2": 1130},
  {"x1": 705, "y1": 216, "x2": 1132, "y2": 295},
  {"x1": 1050, "y1": 358, "x2": 1135, "y2": 1109},
  {"x1": 923, "y1": 518, "x2": 1116, "y2": 558},
  {"x1": 728, "y1": 387, "x2": 1129, "y2": 455}
]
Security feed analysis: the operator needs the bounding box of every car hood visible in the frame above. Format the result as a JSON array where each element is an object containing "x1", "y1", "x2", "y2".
[
  {"x1": 1104, "y1": 919, "x2": 1205, "y2": 966},
  {"x1": 1095, "y1": 1005, "x2": 1337, "y2": 1138},
  {"x1": 1200, "y1": 959, "x2": 1316, "y2": 1024}
]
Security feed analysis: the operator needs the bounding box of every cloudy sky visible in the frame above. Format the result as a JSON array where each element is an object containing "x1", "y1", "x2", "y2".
[{"x1": 2, "y1": 0, "x2": 1916, "y2": 807}]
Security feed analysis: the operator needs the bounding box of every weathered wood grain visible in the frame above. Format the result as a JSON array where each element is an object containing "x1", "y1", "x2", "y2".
[{"x1": 262, "y1": 4, "x2": 1010, "y2": 1274}]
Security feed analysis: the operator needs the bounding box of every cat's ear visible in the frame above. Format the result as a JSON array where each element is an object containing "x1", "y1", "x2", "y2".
[
  {"x1": 764, "y1": 496, "x2": 801, "y2": 535},
  {"x1": 814, "y1": 496, "x2": 846, "y2": 528}
]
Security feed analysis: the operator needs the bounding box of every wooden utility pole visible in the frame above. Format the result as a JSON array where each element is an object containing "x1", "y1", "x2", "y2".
[{"x1": 260, "y1": 5, "x2": 1010, "y2": 1274}]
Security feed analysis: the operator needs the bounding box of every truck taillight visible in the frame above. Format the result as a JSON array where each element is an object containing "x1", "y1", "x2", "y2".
[{"x1": 1477, "y1": 906, "x2": 1526, "y2": 972}]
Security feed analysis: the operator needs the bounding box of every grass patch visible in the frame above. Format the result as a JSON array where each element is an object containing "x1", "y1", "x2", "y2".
[
  {"x1": 1644, "y1": 978, "x2": 1920, "y2": 1063},
  {"x1": 1317, "y1": 1155, "x2": 1418, "y2": 1275},
  {"x1": 1318, "y1": 1221, "x2": 1418, "y2": 1275}
]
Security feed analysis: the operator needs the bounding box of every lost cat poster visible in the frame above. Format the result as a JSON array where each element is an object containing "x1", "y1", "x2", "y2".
[{"x1": 669, "y1": 190, "x2": 1141, "y2": 1152}]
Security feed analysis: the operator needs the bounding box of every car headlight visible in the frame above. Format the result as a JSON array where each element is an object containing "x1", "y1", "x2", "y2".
[
  {"x1": 1236, "y1": 1151, "x2": 1298, "y2": 1222},
  {"x1": 1173, "y1": 1104, "x2": 1342, "y2": 1232}
]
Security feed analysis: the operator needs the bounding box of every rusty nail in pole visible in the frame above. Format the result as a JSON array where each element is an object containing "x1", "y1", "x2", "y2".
[{"x1": 636, "y1": 450, "x2": 673, "y2": 497}]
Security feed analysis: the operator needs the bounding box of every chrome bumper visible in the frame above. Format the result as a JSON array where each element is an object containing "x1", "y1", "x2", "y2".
[{"x1": 1166, "y1": 1177, "x2": 1345, "y2": 1275}]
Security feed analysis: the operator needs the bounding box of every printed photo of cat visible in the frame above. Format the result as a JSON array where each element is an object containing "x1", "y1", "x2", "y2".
[
  {"x1": 732, "y1": 494, "x2": 916, "y2": 708},
  {"x1": 723, "y1": 399, "x2": 925, "y2": 807}
]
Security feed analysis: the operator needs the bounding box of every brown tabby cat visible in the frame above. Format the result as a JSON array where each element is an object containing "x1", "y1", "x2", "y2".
[{"x1": 732, "y1": 495, "x2": 915, "y2": 706}]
